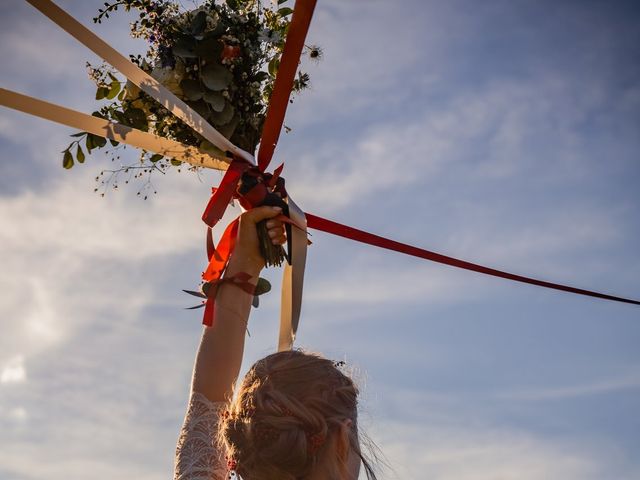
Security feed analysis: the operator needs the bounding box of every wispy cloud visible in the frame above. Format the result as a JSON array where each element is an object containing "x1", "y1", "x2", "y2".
[
  {"x1": 494, "y1": 370, "x2": 640, "y2": 402},
  {"x1": 373, "y1": 420, "x2": 634, "y2": 480}
]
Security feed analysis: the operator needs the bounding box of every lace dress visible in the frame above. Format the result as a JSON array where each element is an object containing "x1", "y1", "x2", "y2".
[{"x1": 174, "y1": 392, "x2": 228, "y2": 480}]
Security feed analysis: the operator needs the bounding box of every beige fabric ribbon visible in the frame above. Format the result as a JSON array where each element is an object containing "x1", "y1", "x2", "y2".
[
  {"x1": 0, "y1": 88, "x2": 229, "y2": 171},
  {"x1": 278, "y1": 197, "x2": 308, "y2": 351},
  {"x1": 0, "y1": 0, "x2": 308, "y2": 350},
  {"x1": 25, "y1": 0, "x2": 254, "y2": 165}
]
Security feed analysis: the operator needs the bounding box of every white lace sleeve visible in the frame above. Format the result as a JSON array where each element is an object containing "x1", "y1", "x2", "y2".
[{"x1": 174, "y1": 391, "x2": 228, "y2": 480}]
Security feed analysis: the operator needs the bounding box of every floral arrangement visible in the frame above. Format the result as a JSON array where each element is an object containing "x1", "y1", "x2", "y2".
[{"x1": 61, "y1": 0, "x2": 321, "y2": 197}]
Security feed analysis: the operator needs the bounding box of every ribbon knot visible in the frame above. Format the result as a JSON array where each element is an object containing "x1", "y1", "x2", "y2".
[{"x1": 198, "y1": 159, "x2": 294, "y2": 327}]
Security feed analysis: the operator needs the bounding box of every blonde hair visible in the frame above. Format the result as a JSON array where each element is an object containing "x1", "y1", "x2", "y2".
[{"x1": 218, "y1": 350, "x2": 378, "y2": 479}]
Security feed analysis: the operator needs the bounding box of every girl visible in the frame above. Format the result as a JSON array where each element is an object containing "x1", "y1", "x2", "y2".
[{"x1": 174, "y1": 206, "x2": 378, "y2": 480}]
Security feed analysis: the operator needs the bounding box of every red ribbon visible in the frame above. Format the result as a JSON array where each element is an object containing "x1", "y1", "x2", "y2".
[
  {"x1": 202, "y1": 158, "x2": 252, "y2": 229},
  {"x1": 201, "y1": 271, "x2": 257, "y2": 327},
  {"x1": 198, "y1": 0, "x2": 638, "y2": 331},
  {"x1": 258, "y1": 0, "x2": 318, "y2": 171},
  {"x1": 199, "y1": 0, "x2": 317, "y2": 327},
  {"x1": 305, "y1": 213, "x2": 640, "y2": 307},
  {"x1": 201, "y1": 217, "x2": 240, "y2": 326}
]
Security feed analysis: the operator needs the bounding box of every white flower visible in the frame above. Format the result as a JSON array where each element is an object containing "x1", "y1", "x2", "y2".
[
  {"x1": 258, "y1": 29, "x2": 281, "y2": 44},
  {"x1": 206, "y1": 11, "x2": 219, "y2": 30},
  {"x1": 151, "y1": 61, "x2": 186, "y2": 96}
]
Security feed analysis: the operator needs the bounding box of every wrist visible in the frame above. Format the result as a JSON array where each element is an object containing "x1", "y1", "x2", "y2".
[{"x1": 226, "y1": 251, "x2": 263, "y2": 278}]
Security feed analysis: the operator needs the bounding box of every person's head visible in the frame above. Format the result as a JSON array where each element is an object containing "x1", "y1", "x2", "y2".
[{"x1": 218, "y1": 350, "x2": 378, "y2": 480}]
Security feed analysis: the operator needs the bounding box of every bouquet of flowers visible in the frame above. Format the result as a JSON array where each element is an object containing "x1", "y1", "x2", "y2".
[{"x1": 61, "y1": 0, "x2": 320, "y2": 265}]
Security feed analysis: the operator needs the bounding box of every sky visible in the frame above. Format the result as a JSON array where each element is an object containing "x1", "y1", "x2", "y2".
[{"x1": 1, "y1": 0, "x2": 639, "y2": 479}]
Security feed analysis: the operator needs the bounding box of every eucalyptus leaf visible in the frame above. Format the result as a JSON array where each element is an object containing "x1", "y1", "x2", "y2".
[
  {"x1": 218, "y1": 113, "x2": 239, "y2": 138},
  {"x1": 150, "y1": 153, "x2": 163, "y2": 163},
  {"x1": 253, "y1": 71, "x2": 269, "y2": 83},
  {"x1": 95, "y1": 86, "x2": 108, "y2": 100},
  {"x1": 190, "y1": 100, "x2": 211, "y2": 119},
  {"x1": 86, "y1": 134, "x2": 95, "y2": 152},
  {"x1": 70, "y1": 131, "x2": 86, "y2": 138},
  {"x1": 210, "y1": 101, "x2": 235, "y2": 126},
  {"x1": 201, "y1": 63, "x2": 232, "y2": 91},
  {"x1": 180, "y1": 79, "x2": 204, "y2": 101},
  {"x1": 92, "y1": 135, "x2": 107, "y2": 148},
  {"x1": 254, "y1": 278, "x2": 272, "y2": 296},
  {"x1": 76, "y1": 146, "x2": 85, "y2": 163},
  {"x1": 125, "y1": 108, "x2": 148, "y2": 130},
  {"x1": 268, "y1": 57, "x2": 279, "y2": 77},
  {"x1": 106, "y1": 81, "x2": 121, "y2": 99},
  {"x1": 171, "y1": 159, "x2": 183, "y2": 166},
  {"x1": 278, "y1": 7, "x2": 293, "y2": 16},
  {"x1": 190, "y1": 10, "x2": 207, "y2": 35},
  {"x1": 173, "y1": 37, "x2": 198, "y2": 58},
  {"x1": 195, "y1": 37, "x2": 223, "y2": 59},
  {"x1": 62, "y1": 150, "x2": 74, "y2": 169},
  {"x1": 203, "y1": 90, "x2": 225, "y2": 111}
]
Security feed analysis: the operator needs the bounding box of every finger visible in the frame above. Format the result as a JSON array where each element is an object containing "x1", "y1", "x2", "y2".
[
  {"x1": 272, "y1": 235, "x2": 287, "y2": 245},
  {"x1": 266, "y1": 218, "x2": 284, "y2": 229},
  {"x1": 267, "y1": 222, "x2": 285, "y2": 234},
  {"x1": 268, "y1": 227, "x2": 286, "y2": 239},
  {"x1": 243, "y1": 206, "x2": 282, "y2": 224}
]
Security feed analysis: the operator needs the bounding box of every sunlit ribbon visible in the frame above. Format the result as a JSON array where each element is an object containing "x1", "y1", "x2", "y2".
[
  {"x1": 0, "y1": 88, "x2": 229, "y2": 171},
  {"x1": 1, "y1": 0, "x2": 637, "y2": 348},
  {"x1": 197, "y1": 0, "x2": 316, "y2": 350},
  {"x1": 1, "y1": 0, "x2": 314, "y2": 350},
  {"x1": 305, "y1": 214, "x2": 640, "y2": 306},
  {"x1": 24, "y1": 0, "x2": 253, "y2": 164}
]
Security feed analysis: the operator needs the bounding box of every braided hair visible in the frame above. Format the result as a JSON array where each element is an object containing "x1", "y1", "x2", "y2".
[{"x1": 218, "y1": 350, "x2": 378, "y2": 480}]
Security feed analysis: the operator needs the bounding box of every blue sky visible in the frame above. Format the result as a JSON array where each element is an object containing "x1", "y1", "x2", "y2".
[{"x1": 1, "y1": 0, "x2": 639, "y2": 478}]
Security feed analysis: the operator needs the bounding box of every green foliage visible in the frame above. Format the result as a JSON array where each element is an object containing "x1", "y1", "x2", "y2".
[
  {"x1": 68, "y1": 0, "x2": 320, "y2": 186},
  {"x1": 62, "y1": 149, "x2": 74, "y2": 169},
  {"x1": 201, "y1": 64, "x2": 233, "y2": 91},
  {"x1": 76, "y1": 145, "x2": 86, "y2": 163},
  {"x1": 254, "y1": 277, "x2": 272, "y2": 296}
]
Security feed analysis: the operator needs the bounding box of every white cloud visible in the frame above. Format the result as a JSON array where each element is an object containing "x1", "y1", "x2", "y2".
[
  {"x1": 293, "y1": 0, "x2": 440, "y2": 124},
  {"x1": 363, "y1": 385, "x2": 639, "y2": 480},
  {"x1": 0, "y1": 166, "x2": 229, "y2": 378},
  {"x1": 305, "y1": 260, "x2": 488, "y2": 307},
  {"x1": 0, "y1": 356, "x2": 26, "y2": 384},
  {"x1": 288, "y1": 74, "x2": 607, "y2": 215},
  {"x1": 495, "y1": 370, "x2": 640, "y2": 402},
  {"x1": 374, "y1": 420, "x2": 629, "y2": 480}
]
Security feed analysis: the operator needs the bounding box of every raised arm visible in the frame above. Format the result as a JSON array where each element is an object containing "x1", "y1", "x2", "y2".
[
  {"x1": 174, "y1": 206, "x2": 286, "y2": 479},
  {"x1": 190, "y1": 206, "x2": 286, "y2": 402}
]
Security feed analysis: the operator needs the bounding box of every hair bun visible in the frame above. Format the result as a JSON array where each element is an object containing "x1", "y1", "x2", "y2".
[{"x1": 218, "y1": 350, "x2": 373, "y2": 480}]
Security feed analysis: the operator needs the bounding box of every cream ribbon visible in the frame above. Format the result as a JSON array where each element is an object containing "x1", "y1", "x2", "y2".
[
  {"x1": 278, "y1": 197, "x2": 308, "y2": 351},
  {"x1": 0, "y1": 88, "x2": 229, "y2": 171},
  {"x1": 25, "y1": 0, "x2": 254, "y2": 165},
  {"x1": 0, "y1": 0, "x2": 308, "y2": 350}
]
